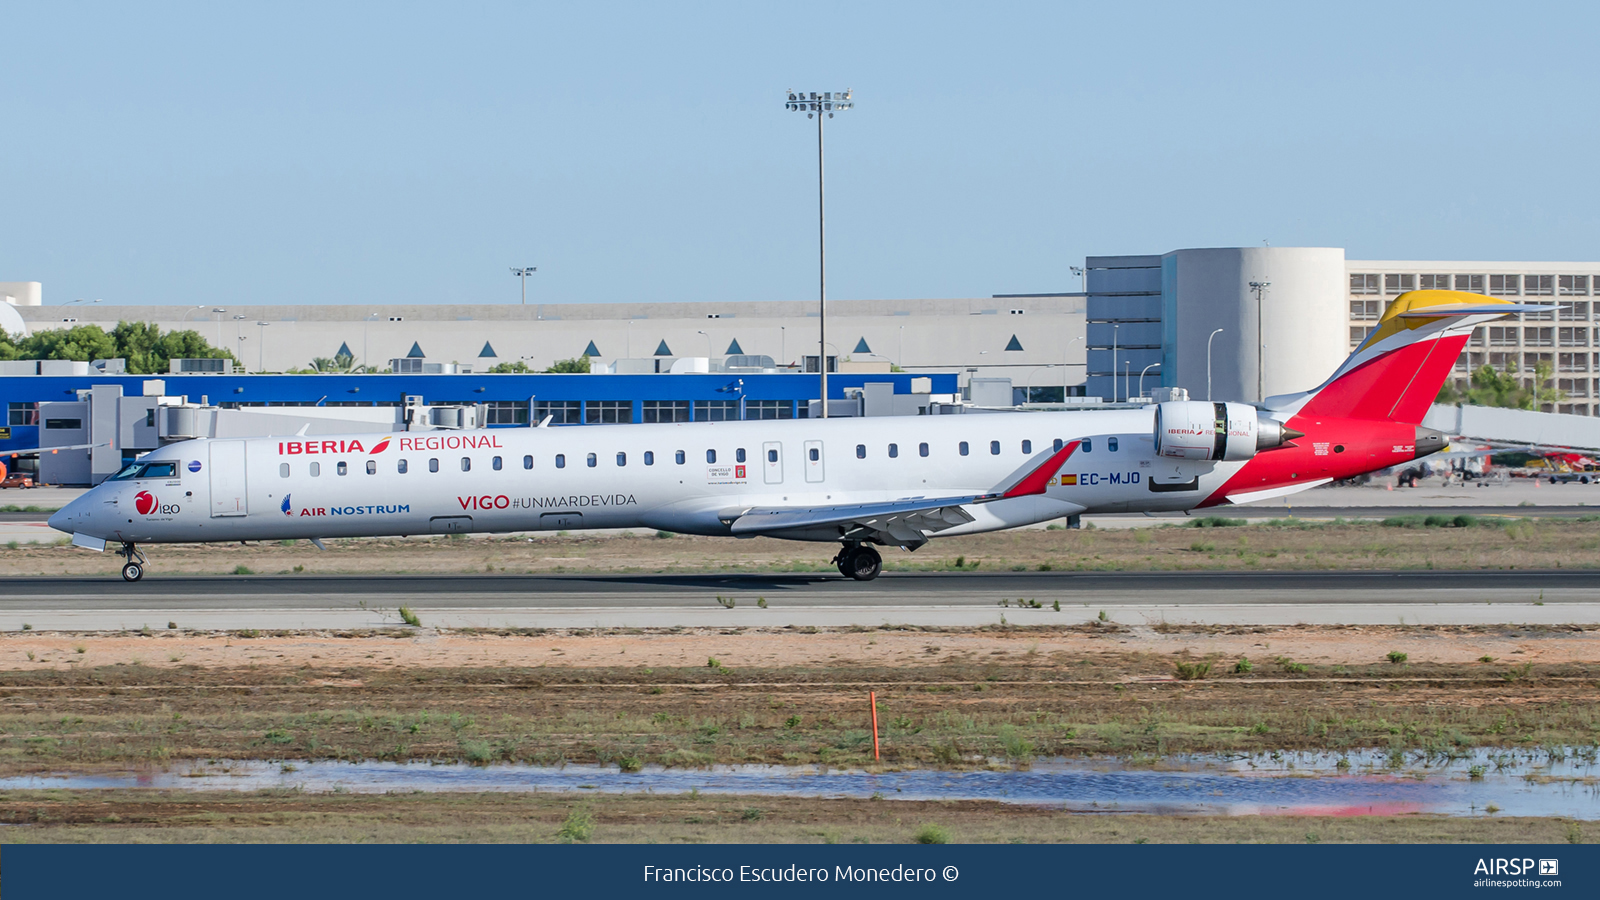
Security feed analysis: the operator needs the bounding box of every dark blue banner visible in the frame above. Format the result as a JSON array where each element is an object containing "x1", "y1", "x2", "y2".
[{"x1": 5, "y1": 844, "x2": 1595, "y2": 899}]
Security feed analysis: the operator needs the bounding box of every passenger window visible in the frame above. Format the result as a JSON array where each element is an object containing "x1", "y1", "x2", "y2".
[
  {"x1": 555, "y1": 454, "x2": 566, "y2": 469},
  {"x1": 310, "y1": 462, "x2": 321, "y2": 477},
  {"x1": 279, "y1": 463, "x2": 289, "y2": 478},
  {"x1": 856, "y1": 444, "x2": 866, "y2": 459},
  {"x1": 919, "y1": 442, "x2": 929, "y2": 457},
  {"x1": 398, "y1": 459, "x2": 409, "y2": 474},
  {"x1": 888, "y1": 443, "x2": 898, "y2": 458},
  {"x1": 366, "y1": 460, "x2": 376, "y2": 475},
  {"x1": 1022, "y1": 440, "x2": 1032, "y2": 454},
  {"x1": 767, "y1": 449, "x2": 777, "y2": 463},
  {"x1": 429, "y1": 458, "x2": 439, "y2": 473},
  {"x1": 675, "y1": 450, "x2": 686, "y2": 465},
  {"x1": 461, "y1": 457, "x2": 471, "y2": 472},
  {"x1": 1082, "y1": 439, "x2": 1092, "y2": 453},
  {"x1": 809, "y1": 448, "x2": 819, "y2": 461},
  {"x1": 587, "y1": 453, "x2": 597, "y2": 468},
  {"x1": 736, "y1": 448, "x2": 747, "y2": 463},
  {"x1": 959, "y1": 441, "x2": 969, "y2": 456},
  {"x1": 616, "y1": 452, "x2": 626, "y2": 466},
  {"x1": 706, "y1": 449, "x2": 717, "y2": 464},
  {"x1": 644, "y1": 451, "x2": 655, "y2": 466},
  {"x1": 1053, "y1": 438, "x2": 1063, "y2": 452},
  {"x1": 990, "y1": 441, "x2": 1000, "y2": 455},
  {"x1": 1108, "y1": 437, "x2": 1119, "y2": 452},
  {"x1": 523, "y1": 455, "x2": 533, "y2": 470},
  {"x1": 337, "y1": 461, "x2": 348, "y2": 476},
  {"x1": 492, "y1": 456, "x2": 502, "y2": 471}
]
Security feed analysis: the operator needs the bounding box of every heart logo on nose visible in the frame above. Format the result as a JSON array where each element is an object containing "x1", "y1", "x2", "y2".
[{"x1": 134, "y1": 491, "x2": 158, "y2": 516}]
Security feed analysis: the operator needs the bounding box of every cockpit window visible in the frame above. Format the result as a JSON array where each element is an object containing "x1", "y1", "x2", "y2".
[{"x1": 108, "y1": 461, "x2": 178, "y2": 481}]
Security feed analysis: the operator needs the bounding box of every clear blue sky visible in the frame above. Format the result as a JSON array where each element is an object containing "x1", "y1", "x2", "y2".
[{"x1": 4, "y1": 1, "x2": 1597, "y2": 307}]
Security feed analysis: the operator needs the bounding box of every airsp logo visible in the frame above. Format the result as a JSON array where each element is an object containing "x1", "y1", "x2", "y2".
[{"x1": 1473, "y1": 858, "x2": 1554, "y2": 876}]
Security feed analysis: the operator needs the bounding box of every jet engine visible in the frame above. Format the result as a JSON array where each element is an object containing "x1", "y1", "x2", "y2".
[{"x1": 1153, "y1": 401, "x2": 1300, "y2": 461}]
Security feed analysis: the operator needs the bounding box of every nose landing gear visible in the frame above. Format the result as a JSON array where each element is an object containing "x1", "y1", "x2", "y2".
[
  {"x1": 118, "y1": 542, "x2": 147, "y2": 582},
  {"x1": 832, "y1": 543, "x2": 883, "y2": 581}
]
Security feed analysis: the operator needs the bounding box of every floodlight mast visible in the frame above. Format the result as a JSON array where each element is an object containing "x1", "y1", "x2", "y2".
[
  {"x1": 785, "y1": 89, "x2": 853, "y2": 417},
  {"x1": 510, "y1": 267, "x2": 537, "y2": 305}
]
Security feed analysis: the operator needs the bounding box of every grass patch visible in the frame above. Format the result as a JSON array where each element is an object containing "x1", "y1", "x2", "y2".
[
  {"x1": 1189, "y1": 517, "x2": 1247, "y2": 528},
  {"x1": 913, "y1": 823, "x2": 949, "y2": 844}
]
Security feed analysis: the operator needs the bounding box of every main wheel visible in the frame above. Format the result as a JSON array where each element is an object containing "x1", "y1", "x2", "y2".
[
  {"x1": 836, "y1": 550, "x2": 855, "y2": 578},
  {"x1": 846, "y1": 546, "x2": 882, "y2": 581},
  {"x1": 121, "y1": 562, "x2": 143, "y2": 582}
]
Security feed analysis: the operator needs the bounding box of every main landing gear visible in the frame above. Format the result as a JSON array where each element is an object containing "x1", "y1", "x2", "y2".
[
  {"x1": 118, "y1": 542, "x2": 147, "y2": 582},
  {"x1": 833, "y1": 543, "x2": 883, "y2": 582}
]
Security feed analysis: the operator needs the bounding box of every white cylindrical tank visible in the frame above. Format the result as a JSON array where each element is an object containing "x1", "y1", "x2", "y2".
[
  {"x1": 1165, "y1": 248, "x2": 1347, "y2": 403},
  {"x1": 0, "y1": 282, "x2": 42, "y2": 306}
]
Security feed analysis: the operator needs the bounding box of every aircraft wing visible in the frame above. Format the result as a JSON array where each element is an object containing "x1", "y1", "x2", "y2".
[
  {"x1": 718, "y1": 440, "x2": 1081, "y2": 548},
  {"x1": 3, "y1": 442, "x2": 110, "y2": 456}
]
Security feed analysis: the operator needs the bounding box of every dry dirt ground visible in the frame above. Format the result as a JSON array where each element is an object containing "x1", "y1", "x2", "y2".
[
  {"x1": 0, "y1": 790, "x2": 1587, "y2": 844},
  {"x1": 0, "y1": 622, "x2": 1596, "y2": 842},
  {"x1": 4, "y1": 516, "x2": 1600, "y2": 576}
]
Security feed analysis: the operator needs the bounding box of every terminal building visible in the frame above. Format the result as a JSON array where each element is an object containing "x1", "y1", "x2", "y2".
[{"x1": 7, "y1": 247, "x2": 1600, "y2": 484}]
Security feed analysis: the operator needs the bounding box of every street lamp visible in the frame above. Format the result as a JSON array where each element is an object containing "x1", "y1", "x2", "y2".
[
  {"x1": 697, "y1": 329, "x2": 713, "y2": 358},
  {"x1": 1070, "y1": 266, "x2": 1085, "y2": 292},
  {"x1": 510, "y1": 267, "x2": 537, "y2": 305},
  {"x1": 1206, "y1": 328, "x2": 1225, "y2": 401},
  {"x1": 1138, "y1": 362, "x2": 1160, "y2": 399},
  {"x1": 211, "y1": 308, "x2": 226, "y2": 348},
  {"x1": 1111, "y1": 324, "x2": 1119, "y2": 401},
  {"x1": 232, "y1": 315, "x2": 248, "y2": 372},
  {"x1": 180, "y1": 305, "x2": 206, "y2": 323},
  {"x1": 785, "y1": 88, "x2": 853, "y2": 417},
  {"x1": 64, "y1": 298, "x2": 100, "y2": 307},
  {"x1": 1249, "y1": 281, "x2": 1271, "y2": 401},
  {"x1": 256, "y1": 322, "x2": 270, "y2": 372}
]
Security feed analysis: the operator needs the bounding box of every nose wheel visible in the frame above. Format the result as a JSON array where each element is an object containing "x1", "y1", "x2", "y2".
[
  {"x1": 117, "y1": 542, "x2": 147, "y2": 583},
  {"x1": 833, "y1": 544, "x2": 883, "y2": 581}
]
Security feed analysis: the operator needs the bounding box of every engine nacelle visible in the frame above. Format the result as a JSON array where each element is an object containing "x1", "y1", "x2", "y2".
[{"x1": 1153, "y1": 401, "x2": 1297, "y2": 461}]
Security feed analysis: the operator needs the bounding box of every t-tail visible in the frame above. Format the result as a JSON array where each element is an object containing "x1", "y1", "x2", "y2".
[{"x1": 1265, "y1": 290, "x2": 1554, "y2": 426}]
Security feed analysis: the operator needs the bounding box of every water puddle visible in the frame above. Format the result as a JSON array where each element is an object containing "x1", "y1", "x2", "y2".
[{"x1": 3, "y1": 748, "x2": 1597, "y2": 818}]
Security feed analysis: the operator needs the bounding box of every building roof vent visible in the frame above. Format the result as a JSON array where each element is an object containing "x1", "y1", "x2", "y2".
[
  {"x1": 406, "y1": 342, "x2": 426, "y2": 358},
  {"x1": 479, "y1": 341, "x2": 497, "y2": 358},
  {"x1": 583, "y1": 340, "x2": 601, "y2": 357},
  {"x1": 1005, "y1": 335, "x2": 1024, "y2": 351},
  {"x1": 725, "y1": 338, "x2": 744, "y2": 355},
  {"x1": 853, "y1": 337, "x2": 872, "y2": 354},
  {"x1": 654, "y1": 340, "x2": 672, "y2": 356}
]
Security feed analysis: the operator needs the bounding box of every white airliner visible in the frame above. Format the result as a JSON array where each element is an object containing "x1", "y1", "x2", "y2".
[{"x1": 48, "y1": 290, "x2": 1542, "y2": 582}]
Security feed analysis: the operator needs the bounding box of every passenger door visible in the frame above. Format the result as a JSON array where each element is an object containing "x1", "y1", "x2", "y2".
[
  {"x1": 208, "y1": 441, "x2": 248, "y2": 517},
  {"x1": 762, "y1": 441, "x2": 783, "y2": 484},
  {"x1": 803, "y1": 440, "x2": 824, "y2": 483}
]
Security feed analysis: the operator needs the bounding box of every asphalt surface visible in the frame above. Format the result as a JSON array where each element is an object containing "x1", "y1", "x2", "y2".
[
  {"x1": 1, "y1": 569, "x2": 1597, "y2": 607},
  {"x1": 0, "y1": 570, "x2": 1596, "y2": 630}
]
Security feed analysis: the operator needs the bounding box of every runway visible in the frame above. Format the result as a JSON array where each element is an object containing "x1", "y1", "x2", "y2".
[{"x1": 1, "y1": 570, "x2": 1596, "y2": 630}]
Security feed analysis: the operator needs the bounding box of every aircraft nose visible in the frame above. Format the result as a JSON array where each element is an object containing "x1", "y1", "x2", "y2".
[{"x1": 48, "y1": 496, "x2": 87, "y2": 534}]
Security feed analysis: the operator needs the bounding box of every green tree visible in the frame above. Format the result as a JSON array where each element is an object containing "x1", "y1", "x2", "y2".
[
  {"x1": 1436, "y1": 360, "x2": 1565, "y2": 410},
  {"x1": 487, "y1": 360, "x2": 532, "y2": 373},
  {"x1": 544, "y1": 356, "x2": 590, "y2": 374},
  {"x1": 17, "y1": 325, "x2": 119, "y2": 364},
  {"x1": 0, "y1": 322, "x2": 234, "y2": 374}
]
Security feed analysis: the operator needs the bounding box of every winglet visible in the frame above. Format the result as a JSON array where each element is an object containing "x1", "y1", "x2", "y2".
[{"x1": 1000, "y1": 440, "x2": 1080, "y2": 499}]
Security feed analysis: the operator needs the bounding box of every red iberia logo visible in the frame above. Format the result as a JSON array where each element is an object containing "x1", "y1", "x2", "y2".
[
  {"x1": 370, "y1": 437, "x2": 392, "y2": 454},
  {"x1": 134, "y1": 491, "x2": 158, "y2": 515}
]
